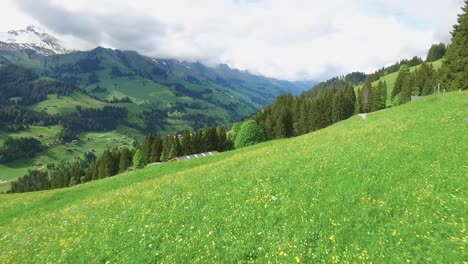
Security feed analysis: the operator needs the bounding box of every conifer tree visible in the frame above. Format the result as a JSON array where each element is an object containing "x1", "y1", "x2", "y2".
[
  {"x1": 332, "y1": 90, "x2": 346, "y2": 123},
  {"x1": 98, "y1": 150, "x2": 117, "y2": 178},
  {"x1": 343, "y1": 84, "x2": 356, "y2": 117},
  {"x1": 376, "y1": 81, "x2": 387, "y2": 109},
  {"x1": 426, "y1": 43, "x2": 446, "y2": 62},
  {"x1": 204, "y1": 127, "x2": 219, "y2": 151},
  {"x1": 119, "y1": 148, "x2": 133, "y2": 172},
  {"x1": 275, "y1": 107, "x2": 294, "y2": 138},
  {"x1": 141, "y1": 135, "x2": 154, "y2": 162},
  {"x1": 360, "y1": 78, "x2": 373, "y2": 113},
  {"x1": 150, "y1": 136, "x2": 163, "y2": 162},
  {"x1": 161, "y1": 136, "x2": 172, "y2": 161},
  {"x1": 392, "y1": 69, "x2": 410, "y2": 100},
  {"x1": 441, "y1": 1, "x2": 468, "y2": 90},
  {"x1": 169, "y1": 136, "x2": 183, "y2": 158},
  {"x1": 297, "y1": 100, "x2": 310, "y2": 135},
  {"x1": 181, "y1": 130, "x2": 193, "y2": 155},
  {"x1": 217, "y1": 127, "x2": 228, "y2": 152},
  {"x1": 192, "y1": 129, "x2": 204, "y2": 153},
  {"x1": 133, "y1": 149, "x2": 146, "y2": 169}
]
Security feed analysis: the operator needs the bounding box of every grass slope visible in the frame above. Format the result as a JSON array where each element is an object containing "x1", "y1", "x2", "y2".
[
  {"x1": 356, "y1": 59, "x2": 444, "y2": 105},
  {"x1": 0, "y1": 92, "x2": 466, "y2": 263}
]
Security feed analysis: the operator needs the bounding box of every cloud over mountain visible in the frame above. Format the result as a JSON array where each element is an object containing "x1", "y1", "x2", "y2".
[{"x1": 10, "y1": 0, "x2": 465, "y2": 80}]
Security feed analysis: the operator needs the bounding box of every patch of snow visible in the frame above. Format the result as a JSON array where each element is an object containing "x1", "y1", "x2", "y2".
[{"x1": 0, "y1": 25, "x2": 70, "y2": 55}]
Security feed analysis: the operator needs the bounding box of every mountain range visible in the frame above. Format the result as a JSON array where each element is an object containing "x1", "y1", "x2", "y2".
[{"x1": 0, "y1": 26, "x2": 316, "y2": 130}]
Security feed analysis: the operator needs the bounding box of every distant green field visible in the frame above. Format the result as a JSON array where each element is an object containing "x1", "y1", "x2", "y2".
[
  {"x1": 30, "y1": 93, "x2": 109, "y2": 114},
  {"x1": 356, "y1": 59, "x2": 444, "y2": 105},
  {"x1": 87, "y1": 75, "x2": 179, "y2": 103},
  {"x1": 1, "y1": 92, "x2": 466, "y2": 263},
  {"x1": 0, "y1": 127, "x2": 141, "y2": 181},
  {"x1": 0, "y1": 125, "x2": 62, "y2": 145}
]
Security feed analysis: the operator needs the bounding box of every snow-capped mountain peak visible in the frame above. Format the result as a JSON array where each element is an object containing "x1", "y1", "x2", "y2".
[{"x1": 0, "y1": 25, "x2": 70, "y2": 55}]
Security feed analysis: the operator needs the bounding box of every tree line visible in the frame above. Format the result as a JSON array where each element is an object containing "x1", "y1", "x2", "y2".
[
  {"x1": 0, "y1": 137, "x2": 43, "y2": 163},
  {"x1": 6, "y1": 125, "x2": 234, "y2": 193},
  {"x1": 0, "y1": 104, "x2": 127, "y2": 134},
  {"x1": 254, "y1": 84, "x2": 356, "y2": 140},
  {"x1": 138, "y1": 126, "x2": 234, "y2": 164}
]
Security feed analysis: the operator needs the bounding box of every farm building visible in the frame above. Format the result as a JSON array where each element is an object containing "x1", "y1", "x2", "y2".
[
  {"x1": 169, "y1": 151, "x2": 219, "y2": 162},
  {"x1": 411, "y1": 96, "x2": 424, "y2": 101}
]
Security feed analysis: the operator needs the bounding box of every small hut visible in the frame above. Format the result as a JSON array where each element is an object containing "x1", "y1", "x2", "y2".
[{"x1": 169, "y1": 151, "x2": 219, "y2": 162}]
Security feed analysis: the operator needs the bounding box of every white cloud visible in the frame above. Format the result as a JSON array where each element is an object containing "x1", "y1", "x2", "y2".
[{"x1": 1, "y1": 0, "x2": 464, "y2": 80}]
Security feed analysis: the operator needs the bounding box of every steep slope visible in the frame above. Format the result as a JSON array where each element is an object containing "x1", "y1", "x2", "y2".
[{"x1": 1, "y1": 92, "x2": 466, "y2": 263}]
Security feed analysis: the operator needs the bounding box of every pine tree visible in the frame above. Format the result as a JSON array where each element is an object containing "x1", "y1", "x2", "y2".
[
  {"x1": 401, "y1": 73, "x2": 416, "y2": 103},
  {"x1": 376, "y1": 81, "x2": 387, "y2": 110},
  {"x1": 192, "y1": 130, "x2": 204, "y2": 153},
  {"x1": 133, "y1": 149, "x2": 146, "y2": 169},
  {"x1": 355, "y1": 88, "x2": 363, "y2": 113},
  {"x1": 426, "y1": 43, "x2": 446, "y2": 62},
  {"x1": 392, "y1": 70, "x2": 410, "y2": 100},
  {"x1": 161, "y1": 135, "x2": 172, "y2": 161},
  {"x1": 181, "y1": 130, "x2": 193, "y2": 155},
  {"x1": 204, "y1": 127, "x2": 219, "y2": 151},
  {"x1": 275, "y1": 107, "x2": 294, "y2": 138},
  {"x1": 360, "y1": 78, "x2": 373, "y2": 113},
  {"x1": 119, "y1": 148, "x2": 133, "y2": 172},
  {"x1": 150, "y1": 136, "x2": 163, "y2": 162},
  {"x1": 217, "y1": 127, "x2": 228, "y2": 152},
  {"x1": 141, "y1": 135, "x2": 154, "y2": 162},
  {"x1": 169, "y1": 136, "x2": 183, "y2": 158},
  {"x1": 441, "y1": 1, "x2": 468, "y2": 90},
  {"x1": 297, "y1": 100, "x2": 310, "y2": 135},
  {"x1": 343, "y1": 84, "x2": 356, "y2": 117},
  {"x1": 332, "y1": 90, "x2": 346, "y2": 123},
  {"x1": 98, "y1": 150, "x2": 117, "y2": 178}
]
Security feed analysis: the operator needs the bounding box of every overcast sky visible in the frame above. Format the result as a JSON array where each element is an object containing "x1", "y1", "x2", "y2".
[{"x1": 0, "y1": 0, "x2": 464, "y2": 81}]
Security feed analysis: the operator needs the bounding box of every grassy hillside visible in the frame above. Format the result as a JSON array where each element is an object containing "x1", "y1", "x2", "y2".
[
  {"x1": 30, "y1": 93, "x2": 109, "y2": 114},
  {"x1": 0, "y1": 92, "x2": 466, "y2": 263},
  {"x1": 356, "y1": 59, "x2": 443, "y2": 105}
]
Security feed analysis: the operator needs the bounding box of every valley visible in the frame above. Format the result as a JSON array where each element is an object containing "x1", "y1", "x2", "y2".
[{"x1": 0, "y1": 1, "x2": 467, "y2": 262}]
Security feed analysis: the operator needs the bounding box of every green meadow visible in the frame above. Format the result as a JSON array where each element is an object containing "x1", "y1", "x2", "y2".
[
  {"x1": 0, "y1": 92, "x2": 466, "y2": 263},
  {"x1": 30, "y1": 93, "x2": 109, "y2": 114}
]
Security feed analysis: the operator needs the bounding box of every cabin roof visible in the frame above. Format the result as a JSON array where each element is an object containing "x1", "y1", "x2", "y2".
[{"x1": 170, "y1": 151, "x2": 219, "y2": 162}]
